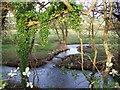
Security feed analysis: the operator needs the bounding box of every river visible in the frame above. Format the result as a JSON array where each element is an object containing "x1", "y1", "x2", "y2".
[{"x1": 0, "y1": 44, "x2": 114, "y2": 88}]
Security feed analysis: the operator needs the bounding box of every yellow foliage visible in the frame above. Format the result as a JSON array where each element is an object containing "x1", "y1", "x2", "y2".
[{"x1": 27, "y1": 21, "x2": 39, "y2": 27}]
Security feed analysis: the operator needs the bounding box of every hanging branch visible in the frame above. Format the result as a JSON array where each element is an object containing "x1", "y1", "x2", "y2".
[
  {"x1": 26, "y1": 0, "x2": 98, "y2": 27},
  {"x1": 50, "y1": 0, "x2": 98, "y2": 21}
]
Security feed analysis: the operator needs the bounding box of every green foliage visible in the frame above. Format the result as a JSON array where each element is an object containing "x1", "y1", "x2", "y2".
[
  {"x1": 0, "y1": 74, "x2": 8, "y2": 89},
  {"x1": 82, "y1": 70, "x2": 102, "y2": 88},
  {"x1": 108, "y1": 81, "x2": 120, "y2": 88},
  {"x1": 71, "y1": 70, "x2": 79, "y2": 80},
  {"x1": 82, "y1": 70, "x2": 91, "y2": 82},
  {"x1": 92, "y1": 77, "x2": 101, "y2": 88},
  {"x1": 112, "y1": 74, "x2": 120, "y2": 85},
  {"x1": 11, "y1": 2, "x2": 54, "y2": 89},
  {"x1": 48, "y1": 2, "x2": 67, "y2": 17},
  {"x1": 0, "y1": 80, "x2": 8, "y2": 89},
  {"x1": 10, "y1": 1, "x2": 112, "y2": 89},
  {"x1": 38, "y1": 11, "x2": 50, "y2": 47},
  {"x1": 0, "y1": 74, "x2": 7, "y2": 78},
  {"x1": 15, "y1": 2, "x2": 37, "y2": 68},
  {"x1": 68, "y1": 62, "x2": 73, "y2": 69},
  {"x1": 61, "y1": 66, "x2": 67, "y2": 74},
  {"x1": 68, "y1": 3, "x2": 83, "y2": 32},
  {"x1": 71, "y1": 1, "x2": 83, "y2": 11},
  {"x1": 11, "y1": 2, "x2": 38, "y2": 89},
  {"x1": 50, "y1": 1, "x2": 84, "y2": 32},
  {"x1": 61, "y1": 63, "x2": 79, "y2": 80}
]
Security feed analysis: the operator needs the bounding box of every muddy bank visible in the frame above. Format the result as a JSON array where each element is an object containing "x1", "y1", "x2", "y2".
[
  {"x1": 3, "y1": 43, "x2": 119, "y2": 71},
  {"x1": 47, "y1": 54, "x2": 106, "y2": 71},
  {"x1": 3, "y1": 44, "x2": 69, "y2": 68}
]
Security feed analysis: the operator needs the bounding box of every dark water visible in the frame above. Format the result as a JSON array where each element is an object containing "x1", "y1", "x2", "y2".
[{"x1": 1, "y1": 44, "x2": 114, "y2": 88}]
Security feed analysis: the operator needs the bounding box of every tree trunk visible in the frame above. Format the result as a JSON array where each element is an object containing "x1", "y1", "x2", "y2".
[
  {"x1": 53, "y1": 21, "x2": 61, "y2": 43},
  {"x1": 89, "y1": 11, "x2": 98, "y2": 89},
  {"x1": 29, "y1": 37, "x2": 35, "y2": 54},
  {"x1": 103, "y1": 0, "x2": 113, "y2": 88},
  {"x1": 64, "y1": 21, "x2": 68, "y2": 44},
  {"x1": 59, "y1": 23, "x2": 65, "y2": 44},
  {"x1": 1, "y1": 9, "x2": 8, "y2": 30},
  {"x1": 77, "y1": 32, "x2": 84, "y2": 70}
]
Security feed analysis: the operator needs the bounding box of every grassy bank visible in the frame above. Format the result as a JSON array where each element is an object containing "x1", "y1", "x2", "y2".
[{"x1": 1, "y1": 29, "x2": 118, "y2": 65}]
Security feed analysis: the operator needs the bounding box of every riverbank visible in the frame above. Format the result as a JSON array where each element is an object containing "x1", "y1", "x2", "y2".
[
  {"x1": 1, "y1": 44, "x2": 115, "y2": 89},
  {"x1": 2, "y1": 43, "x2": 120, "y2": 71},
  {"x1": 2, "y1": 44, "x2": 70, "y2": 68}
]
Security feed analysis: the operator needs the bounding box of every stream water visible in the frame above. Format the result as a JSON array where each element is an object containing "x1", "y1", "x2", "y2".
[{"x1": 0, "y1": 44, "x2": 114, "y2": 88}]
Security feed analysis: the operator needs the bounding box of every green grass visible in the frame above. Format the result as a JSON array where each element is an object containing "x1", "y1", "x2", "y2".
[
  {"x1": 86, "y1": 46, "x2": 106, "y2": 61},
  {"x1": 2, "y1": 43, "x2": 58, "y2": 64},
  {"x1": 67, "y1": 35, "x2": 104, "y2": 44},
  {"x1": 2, "y1": 30, "x2": 59, "y2": 64},
  {"x1": 2, "y1": 29, "x2": 119, "y2": 64},
  {"x1": 2, "y1": 44, "x2": 19, "y2": 64},
  {"x1": 67, "y1": 31, "x2": 79, "y2": 44},
  {"x1": 32, "y1": 41, "x2": 58, "y2": 58}
]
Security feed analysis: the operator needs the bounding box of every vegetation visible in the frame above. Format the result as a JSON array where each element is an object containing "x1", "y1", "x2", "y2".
[{"x1": 1, "y1": 0, "x2": 120, "y2": 89}]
